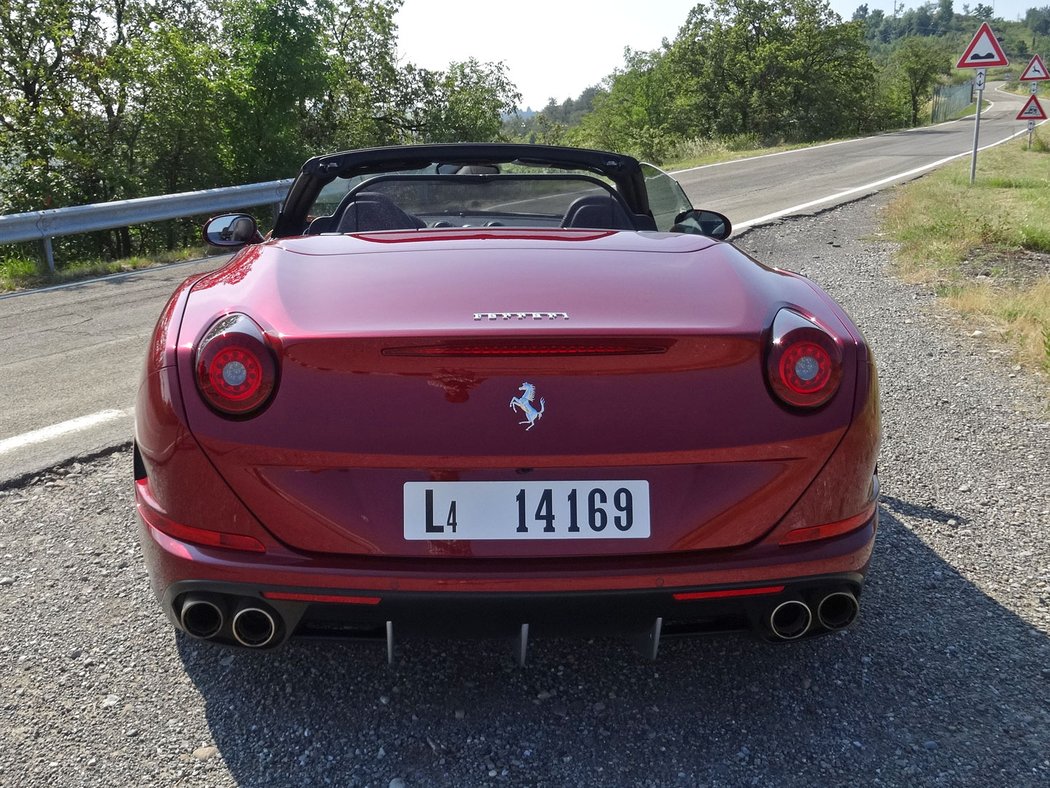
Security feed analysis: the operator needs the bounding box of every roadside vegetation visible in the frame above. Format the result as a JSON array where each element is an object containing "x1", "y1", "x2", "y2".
[
  {"x1": 3, "y1": 0, "x2": 1050, "y2": 289},
  {"x1": 883, "y1": 130, "x2": 1050, "y2": 373},
  {"x1": 0, "y1": 247, "x2": 210, "y2": 292}
]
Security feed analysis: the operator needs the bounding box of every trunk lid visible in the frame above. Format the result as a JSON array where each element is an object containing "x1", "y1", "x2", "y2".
[{"x1": 178, "y1": 232, "x2": 856, "y2": 558}]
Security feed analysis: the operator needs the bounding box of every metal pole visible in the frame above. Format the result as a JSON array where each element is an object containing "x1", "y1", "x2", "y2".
[
  {"x1": 41, "y1": 237, "x2": 56, "y2": 274},
  {"x1": 969, "y1": 69, "x2": 986, "y2": 185}
]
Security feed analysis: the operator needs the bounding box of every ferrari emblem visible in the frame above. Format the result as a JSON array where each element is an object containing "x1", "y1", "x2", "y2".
[{"x1": 510, "y1": 382, "x2": 545, "y2": 431}]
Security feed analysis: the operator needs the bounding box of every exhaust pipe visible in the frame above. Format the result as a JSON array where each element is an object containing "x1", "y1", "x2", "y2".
[
  {"x1": 232, "y1": 605, "x2": 278, "y2": 648},
  {"x1": 817, "y1": 591, "x2": 859, "y2": 631},
  {"x1": 769, "y1": 600, "x2": 812, "y2": 640},
  {"x1": 180, "y1": 595, "x2": 224, "y2": 640}
]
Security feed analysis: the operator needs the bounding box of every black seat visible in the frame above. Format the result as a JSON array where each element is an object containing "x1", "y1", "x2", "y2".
[
  {"x1": 335, "y1": 192, "x2": 425, "y2": 233},
  {"x1": 561, "y1": 194, "x2": 635, "y2": 230}
]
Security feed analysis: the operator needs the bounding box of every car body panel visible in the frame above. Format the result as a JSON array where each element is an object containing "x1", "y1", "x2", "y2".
[{"x1": 135, "y1": 144, "x2": 880, "y2": 650}]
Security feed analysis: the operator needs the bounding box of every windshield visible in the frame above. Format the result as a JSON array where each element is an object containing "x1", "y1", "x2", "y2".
[
  {"x1": 304, "y1": 168, "x2": 632, "y2": 234},
  {"x1": 641, "y1": 163, "x2": 694, "y2": 232}
]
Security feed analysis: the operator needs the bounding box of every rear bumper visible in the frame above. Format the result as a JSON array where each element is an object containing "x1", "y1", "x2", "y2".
[{"x1": 138, "y1": 506, "x2": 877, "y2": 650}]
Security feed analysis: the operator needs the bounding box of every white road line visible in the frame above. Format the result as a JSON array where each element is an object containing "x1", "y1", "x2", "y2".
[
  {"x1": 672, "y1": 83, "x2": 1023, "y2": 176},
  {"x1": 670, "y1": 136, "x2": 877, "y2": 174},
  {"x1": 734, "y1": 122, "x2": 1045, "y2": 231},
  {"x1": 0, "y1": 409, "x2": 130, "y2": 455}
]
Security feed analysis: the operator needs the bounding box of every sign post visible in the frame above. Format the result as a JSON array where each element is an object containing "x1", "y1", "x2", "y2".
[
  {"x1": 956, "y1": 22, "x2": 1010, "y2": 184},
  {"x1": 1019, "y1": 54, "x2": 1049, "y2": 150},
  {"x1": 1016, "y1": 94, "x2": 1048, "y2": 149}
]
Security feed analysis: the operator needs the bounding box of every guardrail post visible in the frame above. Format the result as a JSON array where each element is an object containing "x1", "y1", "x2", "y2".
[{"x1": 41, "y1": 237, "x2": 56, "y2": 274}]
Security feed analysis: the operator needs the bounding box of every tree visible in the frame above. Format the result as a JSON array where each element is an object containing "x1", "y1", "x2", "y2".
[
  {"x1": 890, "y1": 36, "x2": 951, "y2": 125},
  {"x1": 972, "y1": 3, "x2": 992, "y2": 20},
  {"x1": 935, "y1": 0, "x2": 954, "y2": 33},
  {"x1": 662, "y1": 0, "x2": 877, "y2": 144},
  {"x1": 1026, "y1": 6, "x2": 1050, "y2": 36},
  {"x1": 575, "y1": 47, "x2": 678, "y2": 160},
  {"x1": 405, "y1": 59, "x2": 520, "y2": 143}
]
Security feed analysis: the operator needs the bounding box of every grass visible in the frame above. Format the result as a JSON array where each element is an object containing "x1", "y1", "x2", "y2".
[
  {"x1": 0, "y1": 246, "x2": 211, "y2": 292},
  {"x1": 883, "y1": 129, "x2": 1050, "y2": 373}
]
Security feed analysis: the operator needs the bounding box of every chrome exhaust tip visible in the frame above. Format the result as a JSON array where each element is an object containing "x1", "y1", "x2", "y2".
[
  {"x1": 180, "y1": 596, "x2": 224, "y2": 640},
  {"x1": 231, "y1": 606, "x2": 278, "y2": 648},
  {"x1": 769, "y1": 600, "x2": 812, "y2": 640},
  {"x1": 817, "y1": 591, "x2": 860, "y2": 631}
]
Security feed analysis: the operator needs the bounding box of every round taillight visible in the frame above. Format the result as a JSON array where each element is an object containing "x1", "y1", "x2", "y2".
[
  {"x1": 195, "y1": 314, "x2": 277, "y2": 416},
  {"x1": 767, "y1": 309, "x2": 842, "y2": 409}
]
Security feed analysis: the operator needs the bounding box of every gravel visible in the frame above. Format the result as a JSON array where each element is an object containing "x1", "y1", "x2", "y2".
[{"x1": 1, "y1": 191, "x2": 1048, "y2": 787}]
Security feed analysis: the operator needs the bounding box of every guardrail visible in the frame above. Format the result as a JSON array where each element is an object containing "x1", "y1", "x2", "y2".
[{"x1": 0, "y1": 179, "x2": 293, "y2": 273}]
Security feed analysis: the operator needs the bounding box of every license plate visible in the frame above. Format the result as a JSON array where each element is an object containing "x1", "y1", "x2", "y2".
[{"x1": 403, "y1": 481, "x2": 650, "y2": 540}]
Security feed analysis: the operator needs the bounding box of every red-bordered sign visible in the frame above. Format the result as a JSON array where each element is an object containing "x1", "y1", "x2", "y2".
[
  {"x1": 1019, "y1": 54, "x2": 1049, "y2": 81},
  {"x1": 1016, "y1": 95, "x2": 1048, "y2": 121},
  {"x1": 956, "y1": 23, "x2": 1009, "y2": 69}
]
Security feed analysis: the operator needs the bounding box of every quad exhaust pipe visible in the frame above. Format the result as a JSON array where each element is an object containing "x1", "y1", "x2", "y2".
[
  {"x1": 769, "y1": 600, "x2": 812, "y2": 640},
  {"x1": 180, "y1": 595, "x2": 225, "y2": 640},
  {"x1": 178, "y1": 595, "x2": 280, "y2": 647},
  {"x1": 231, "y1": 605, "x2": 278, "y2": 648},
  {"x1": 817, "y1": 591, "x2": 859, "y2": 631}
]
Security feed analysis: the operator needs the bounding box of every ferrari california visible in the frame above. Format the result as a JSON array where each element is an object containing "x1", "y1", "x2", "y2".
[{"x1": 134, "y1": 143, "x2": 880, "y2": 661}]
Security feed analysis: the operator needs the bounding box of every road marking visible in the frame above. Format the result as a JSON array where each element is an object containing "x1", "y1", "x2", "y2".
[
  {"x1": 671, "y1": 136, "x2": 874, "y2": 174},
  {"x1": 0, "y1": 409, "x2": 130, "y2": 456},
  {"x1": 734, "y1": 122, "x2": 1046, "y2": 231},
  {"x1": 673, "y1": 83, "x2": 1024, "y2": 177}
]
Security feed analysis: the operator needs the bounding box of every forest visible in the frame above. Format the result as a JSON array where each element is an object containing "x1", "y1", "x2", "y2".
[
  {"x1": 515, "y1": 0, "x2": 1050, "y2": 162},
  {"x1": 2, "y1": 0, "x2": 1049, "y2": 266}
]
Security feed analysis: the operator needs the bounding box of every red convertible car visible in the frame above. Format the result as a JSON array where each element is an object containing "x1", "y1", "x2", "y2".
[{"x1": 135, "y1": 144, "x2": 879, "y2": 661}]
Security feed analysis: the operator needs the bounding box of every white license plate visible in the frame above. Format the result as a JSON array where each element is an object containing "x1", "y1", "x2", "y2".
[{"x1": 403, "y1": 481, "x2": 650, "y2": 540}]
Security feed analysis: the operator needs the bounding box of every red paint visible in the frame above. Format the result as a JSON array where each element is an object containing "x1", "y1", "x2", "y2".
[
  {"x1": 778, "y1": 503, "x2": 877, "y2": 545},
  {"x1": 137, "y1": 224, "x2": 879, "y2": 636},
  {"x1": 262, "y1": 592, "x2": 382, "y2": 605},
  {"x1": 673, "y1": 585, "x2": 786, "y2": 601}
]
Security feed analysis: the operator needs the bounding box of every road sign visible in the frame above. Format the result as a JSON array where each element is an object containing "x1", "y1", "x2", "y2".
[
  {"x1": 956, "y1": 22, "x2": 1009, "y2": 69},
  {"x1": 1030, "y1": 120, "x2": 1038, "y2": 131},
  {"x1": 975, "y1": 69, "x2": 986, "y2": 89},
  {"x1": 1019, "y1": 54, "x2": 1049, "y2": 81},
  {"x1": 1016, "y1": 94, "x2": 1048, "y2": 121}
]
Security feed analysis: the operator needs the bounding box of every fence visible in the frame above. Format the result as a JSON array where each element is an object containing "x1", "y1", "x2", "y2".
[
  {"x1": 0, "y1": 179, "x2": 293, "y2": 273},
  {"x1": 931, "y1": 81, "x2": 976, "y2": 124}
]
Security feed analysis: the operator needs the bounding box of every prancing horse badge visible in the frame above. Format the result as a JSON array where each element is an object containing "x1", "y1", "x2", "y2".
[{"x1": 509, "y1": 382, "x2": 545, "y2": 431}]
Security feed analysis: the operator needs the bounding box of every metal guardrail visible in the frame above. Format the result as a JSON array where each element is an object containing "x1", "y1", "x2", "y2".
[{"x1": 0, "y1": 179, "x2": 293, "y2": 273}]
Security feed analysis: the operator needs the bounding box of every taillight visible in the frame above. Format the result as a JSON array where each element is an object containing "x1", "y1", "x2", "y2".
[
  {"x1": 766, "y1": 309, "x2": 842, "y2": 408},
  {"x1": 195, "y1": 313, "x2": 277, "y2": 416}
]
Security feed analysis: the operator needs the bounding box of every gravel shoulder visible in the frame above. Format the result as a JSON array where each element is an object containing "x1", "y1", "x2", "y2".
[{"x1": 1, "y1": 192, "x2": 1048, "y2": 787}]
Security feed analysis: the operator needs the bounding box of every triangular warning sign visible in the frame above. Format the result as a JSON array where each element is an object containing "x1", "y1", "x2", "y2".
[
  {"x1": 1016, "y1": 95, "x2": 1048, "y2": 121},
  {"x1": 956, "y1": 22, "x2": 1009, "y2": 69},
  {"x1": 1019, "y1": 54, "x2": 1049, "y2": 81}
]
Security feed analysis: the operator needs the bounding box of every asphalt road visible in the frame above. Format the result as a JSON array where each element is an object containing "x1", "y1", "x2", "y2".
[
  {"x1": 0, "y1": 85, "x2": 1036, "y2": 484},
  {"x1": 2, "y1": 194, "x2": 1046, "y2": 787}
]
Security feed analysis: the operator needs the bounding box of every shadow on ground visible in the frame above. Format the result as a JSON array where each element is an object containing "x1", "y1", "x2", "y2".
[{"x1": 180, "y1": 506, "x2": 1050, "y2": 787}]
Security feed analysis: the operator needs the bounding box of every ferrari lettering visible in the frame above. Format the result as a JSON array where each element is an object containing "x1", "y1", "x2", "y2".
[{"x1": 473, "y1": 311, "x2": 570, "y2": 321}]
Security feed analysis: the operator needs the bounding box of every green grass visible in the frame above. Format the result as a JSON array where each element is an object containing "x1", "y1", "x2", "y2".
[
  {"x1": 0, "y1": 246, "x2": 211, "y2": 293},
  {"x1": 883, "y1": 129, "x2": 1050, "y2": 373}
]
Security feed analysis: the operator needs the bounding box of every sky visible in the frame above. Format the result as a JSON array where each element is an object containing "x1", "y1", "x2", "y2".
[{"x1": 395, "y1": 0, "x2": 1040, "y2": 110}]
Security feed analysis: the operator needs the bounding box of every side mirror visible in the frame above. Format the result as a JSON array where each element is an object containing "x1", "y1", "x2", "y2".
[
  {"x1": 203, "y1": 213, "x2": 262, "y2": 247},
  {"x1": 671, "y1": 209, "x2": 732, "y2": 240}
]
